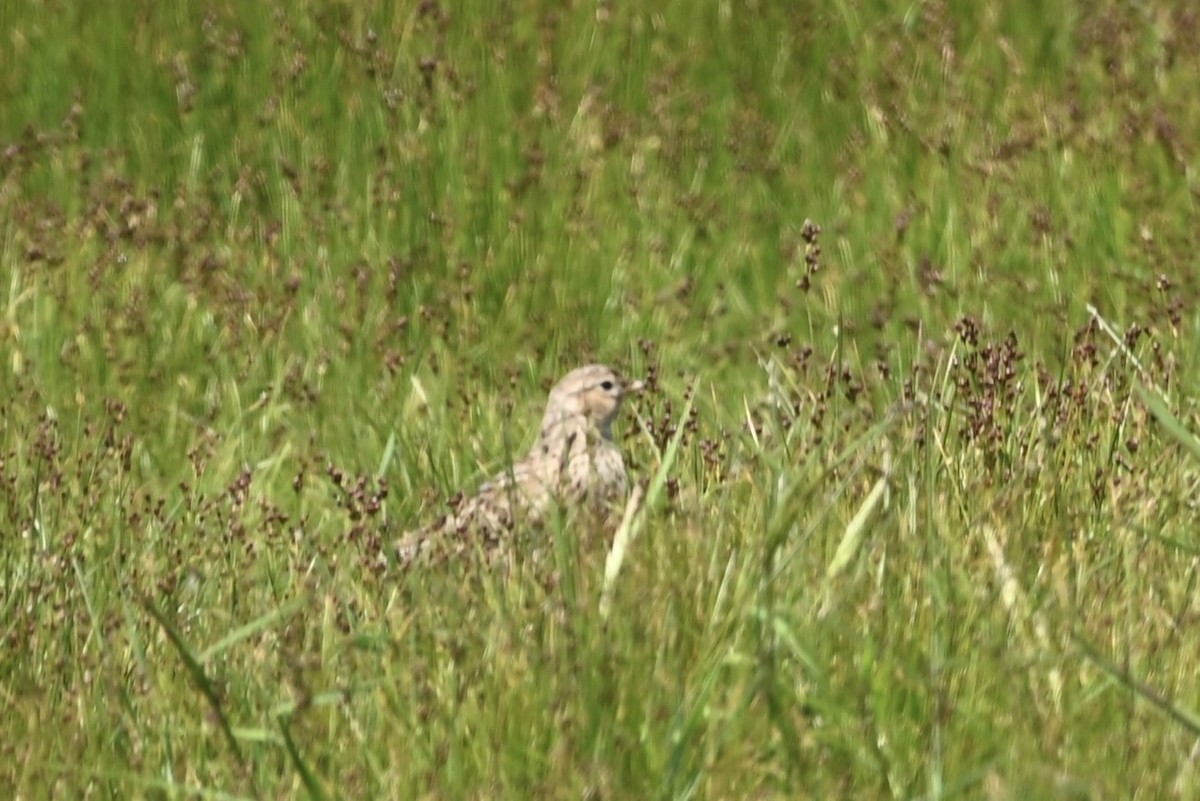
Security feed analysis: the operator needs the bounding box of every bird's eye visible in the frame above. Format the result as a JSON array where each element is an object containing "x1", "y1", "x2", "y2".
[{"x1": 600, "y1": 380, "x2": 615, "y2": 391}]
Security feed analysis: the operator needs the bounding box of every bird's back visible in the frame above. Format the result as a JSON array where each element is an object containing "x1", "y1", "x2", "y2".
[{"x1": 392, "y1": 364, "x2": 637, "y2": 569}]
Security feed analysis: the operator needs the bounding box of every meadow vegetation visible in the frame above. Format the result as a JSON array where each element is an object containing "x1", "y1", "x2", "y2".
[{"x1": 2, "y1": 0, "x2": 1200, "y2": 797}]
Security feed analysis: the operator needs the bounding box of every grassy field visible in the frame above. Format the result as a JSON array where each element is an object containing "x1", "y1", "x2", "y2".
[{"x1": 3, "y1": 0, "x2": 1200, "y2": 797}]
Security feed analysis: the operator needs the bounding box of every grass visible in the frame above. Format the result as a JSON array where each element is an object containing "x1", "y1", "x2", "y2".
[{"x1": 2, "y1": 0, "x2": 1200, "y2": 797}]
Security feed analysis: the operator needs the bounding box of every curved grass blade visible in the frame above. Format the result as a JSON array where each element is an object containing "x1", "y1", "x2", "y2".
[
  {"x1": 1073, "y1": 630, "x2": 1200, "y2": 735},
  {"x1": 140, "y1": 598, "x2": 245, "y2": 766},
  {"x1": 279, "y1": 716, "x2": 330, "y2": 801},
  {"x1": 1135, "y1": 383, "x2": 1200, "y2": 464},
  {"x1": 600, "y1": 384, "x2": 696, "y2": 620}
]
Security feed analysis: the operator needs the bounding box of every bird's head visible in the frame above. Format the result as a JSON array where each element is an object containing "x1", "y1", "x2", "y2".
[{"x1": 540, "y1": 364, "x2": 643, "y2": 438}]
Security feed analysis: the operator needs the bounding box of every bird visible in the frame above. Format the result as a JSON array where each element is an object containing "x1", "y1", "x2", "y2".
[{"x1": 393, "y1": 364, "x2": 643, "y2": 567}]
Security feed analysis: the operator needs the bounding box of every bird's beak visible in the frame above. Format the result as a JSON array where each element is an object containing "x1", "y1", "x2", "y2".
[{"x1": 625, "y1": 379, "x2": 646, "y2": 395}]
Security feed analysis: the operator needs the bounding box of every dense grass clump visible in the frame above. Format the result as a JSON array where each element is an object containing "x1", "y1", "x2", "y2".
[{"x1": 3, "y1": 1, "x2": 1200, "y2": 797}]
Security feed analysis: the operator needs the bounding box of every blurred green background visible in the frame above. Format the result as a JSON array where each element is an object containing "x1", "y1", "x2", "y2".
[{"x1": 2, "y1": 1, "x2": 1198, "y2": 798}]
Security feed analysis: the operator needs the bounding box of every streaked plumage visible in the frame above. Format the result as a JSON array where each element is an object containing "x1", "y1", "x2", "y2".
[{"x1": 394, "y1": 364, "x2": 641, "y2": 567}]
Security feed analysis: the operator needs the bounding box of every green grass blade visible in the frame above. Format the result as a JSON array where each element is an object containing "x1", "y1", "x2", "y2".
[
  {"x1": 600, "y1": 384, "x2": 696, "y2": 620},
  {"x1": 197, "y1": 596, "x2": 308, "y2": 662},
  {"x1": 1135, "y1": 383, "x2": 1200, "y2": 464},
  {"x1": 1073, "y1": 631, "x2": 1200, "y2": 736},
  {"x1": 140, "y1": 598, "x2": 245, "y2": 766},
  {"x1": 279, "y1": 717, "x2": 330, "y2": 801}
]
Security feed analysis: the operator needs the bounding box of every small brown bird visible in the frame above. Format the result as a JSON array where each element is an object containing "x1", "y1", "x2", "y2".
[{"x1": 394, "y1": 364, "x2": 642, "y2": 567}]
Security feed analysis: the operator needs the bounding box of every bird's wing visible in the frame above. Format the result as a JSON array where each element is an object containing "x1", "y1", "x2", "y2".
[{"x1": 393, "y1": 457, "x2": 548, "y2": 569}]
